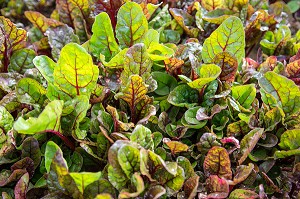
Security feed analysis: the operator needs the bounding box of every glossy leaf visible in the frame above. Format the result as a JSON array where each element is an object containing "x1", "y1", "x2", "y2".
[
  {"x1": 238, "y1": 128, "x2": 264, "y2": 165},
  {"x1": 54, "y1": 43, "x2": 99, "y2": 97},
  {"x1": 259, "y1": 71, "x2": 300, "y2": 115},
  {"x1": 228, "y1": 189, "x2": 259, "y2": 199},
  {"x1": 14, "y1": 172, "x2": 29, "y2": 199},
  {"x1": 21, "y1": 137, "x2": 41, "y2": 170},
  {"x1": 0, "y1": 106, "x2": 14, "y2": 133},
  {"x1": 188, "y1": 64, "x2": 221, "y2": 89},
  {"x1": 116, "y1": 2, "x2": 148, "y2": 48},
  {"x1": 201, "y1": 0, "x2": 224, "y2": 11},
  {"x1": 167, "y1": 84, "x2": 198, "y2": 108},
  {"x1": 117, "y1": 145, "x2": 140, "y2": 179},
  {"x1": 202, "y1": 16, "x2": 245, "y2": 64},
  {"x1": 83, "y1": 178, "x2": 116, "y2": 199},
  {"x1": 213, "y1": 52, "x2": 238, "y2": 82},
  {"x1": 119, "y1": 173, "x2": 144, "y2": 198},
  {"x1": 25, "y1": 11, "x2": 63, "y2": 33},
  {"x1": 152, "y1": 71, "x2": 177, "y2": 96},
  {"x1": 14, "y1": 100, "x2": 64, "y2": 134},
  {"x1": 232, "y1": 163, "x2": 254, "y2": 185},
  {"x1": 144, "y1": 185, "x2": 166, "y2": 199},
  {"x1": 164, "y1": 140, "x2": 189, "y2": 155},
  {"x1": 278, "y1": 129, "x2": 300, "y2": 150},
  {"x1": 45, "y1": 141, "x2": 61, "y2": 173},
  {"x1": 130, "y1": 124, "x2": 154, "y2": 150},
  {"x1": 45, "y1": 25, "x2": 80, "y2": 61},
  {"x1": 69, "y1": 172, "x2": 102, "y2": 193},
  {"x1": 204, "y1": 146, "x2": 232, "y2": 179},
  {"x1": 90, "y1": 12, "x2": 119, "y2": 60},
  {"x1": 231, "y1": 84, "x2": 256, "y2": 109},
  {"x1": 16, "y1": 78, "x2": 47, "y2": 107},
  {"x1": 8, "y1": 49, "x2": 36, "y2": 74}
]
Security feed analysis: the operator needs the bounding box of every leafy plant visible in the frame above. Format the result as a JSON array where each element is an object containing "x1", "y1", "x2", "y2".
[{"x1": 1, "y1": 0, "x2": 300, "y2": 198}]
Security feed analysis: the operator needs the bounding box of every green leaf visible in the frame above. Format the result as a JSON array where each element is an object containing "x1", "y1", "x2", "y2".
[
  {"x1": 21, "y1": 137, "x2": 41, "y2": 170},
  {"x1": 264, "y1": 107, "x2": 283, "y2": 131},
  {"x1": 201, "y1": 0, "x2": 223, "y2": 11},
  {"x1": 167, "y1": 84, "x2": 198, "y2": 108},
  {"x1": 16, "y1": 78, "x2": 47, "y2": 107},
  {"x1": 45, "y1": 141, "x2": 62, "y2": 173},
  {"x1": 147, "y1": 43, "x2": 174, "y2": 61},
  {"x1": 274, "y1": 149, "x2": 300, "y2": 159},
  {"x1": 45, "y1": 25, "x2": 80, "y2": 61},
  {"x1": 188, "y1": 64, "x2": 221, "y2": 89},
  {"x1": 238, "y1": 128, "x2": 264, "y2": 165},
  {"x1": 231, "y1": 84, "x2": 256, "y2": 109},
  {"x1": 116, "y1": 2, "x2": 148, "y2": 48},
  {"x1": 69, "y1": 172, "x2": 102, "y2": 193},
  {"x1": 202, "y1": 16, "x2": 245, "y2": 64},
  {"x1": 278, "y1": 129, "x2": 300, "y2": 150},
  {"x1": 8, "y1": 49, "x2": 36, "y2": 74},
  {"x1": 197, "y1": 133, "x2": 221, "y2": 153},
  {"x1": 177, "y1": 156, "x2": 195, "y2": 180},
  {"x1": 144, "y1": 185, "x2": 166, "y2": 199},
  {"x1": 33, "y1": 55, "x2": 56, "y2": 84},
  {"x1": 54, "y1": 43, "x2": 99, "y2": 97},
  {"x1": 90, "y1": 12, "x2": 119, "y2": 60},
  {"x1": 213, "y1": 52, "x2": 238, "y2": 82},
  {"x1": 203, "y1": 9, "x2": 235, "y2": 24},
  {"x1": 259, "y1": 71, "x2": 300, "y2": 115},
  {"x1": 83, "y1": 178, "x2": 116, "y2": 199},
  {"x1": 119, "y1": 173, "x2": 145, "y2": 198},
  {"x1": 232, "y1": 163, "x2": 254, "y2": 185},
  {"x1": 130, "y1": 124, "x2": 154, "y2": 150},
  {"x1": 0, "y1": 106, "x2": 14, "y2": 133},
  {"x1": 120, "y1": 43, "x2": 153, "y2": 86},
  {"x1": 117, "y1": 145, "x2": 140, "y2": 179},
  {"x1": 228, "y1": 189, "x2": 259, "y2": 199},
  {"x1": 204, "y1": 146, "x2": 232, "y2": 179},
  {"x1": 152, "y1": 71, "x2": 177, "y2": 96},
  {"x1": 107, "y1": 164, "x2": 128, "y2": 191},
  {"x1": 100, "y1": 48, "x2": 128, "y2": 68},
  {"x1": 13, "y1": 100, "x2": 64, "y2": 134}
]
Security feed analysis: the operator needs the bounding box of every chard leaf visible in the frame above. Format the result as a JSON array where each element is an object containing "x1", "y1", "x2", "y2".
[
  {"x1": 69, "y1": 172, "x2": 102, "y2": 193},
  {"x1": 14, "y1": 173, "x2": 29, "y2": 199},
  {"x1": 147, "y1": 43, "x2": 174, "y2": 61},
  {"x1": 274, "y1": 149, "x2": 300, "y2": 159},
  {"x1": 259, "y1": 71, "x2": 300, "y2": 115},
  {"x1": 16, "y1": 78, "x2": 47, "y2": 107},
  {"x1": 100, "y1": 48, "x2": 128, "y2": 68},
  {"x1": 13, "y1": 100, "x2": 63, "y2": 134},
  {"x1": 83, "y1": 178, "x2": 116, "y2": 199},
  {"x1": 201, "y1": 0, "x2": 223, "y2": 11},
  {"x1": 120, "y1": 43, "x2": 153, "y2": 86},
  {"x1": 0, "y1": 16, "x2": 27, "y2": 72},
  {"x1": 167, "y1": 84, "x2": 198, "y2": 108},
  {"x1": 45, "y1": 141, "x2": 61, "y2": 173},
  {"x1": 264, "y1": 107, "x2": 284, "y2": 131},
  {"x1": 90, "y1": 12, "x2": 119, "y2": 60},
  {"x1": 45, "y1": 25, "x2": 80, "y2": 61},
  {"x1": 119, "y1": 173, "x2": 144, "y2": 199},
  {"x1": 188, "y1": 64, "x2": 221, "y2": 89},
  {"x1": 204, "y1": 146, "x2": 232, "y2": 179},
  {"x1": 206, "y1": 175, "x2": 229, "y2": 198},
  {"x1": 238, "y1": 128, "x2": 264, "y2": 165},
  {"x1": 231, "y1": 84, "x2": 256, "y2": 109},
  {"x1": 164, "y1": 140, "x2": 189, "y2": 155},
  {"x1": 116, "y1": 2, "x2": 148, "y2": 48},
  {"x1": 33, "y1": 55, "x2": 56, "y2": 84},
  {"x1": 130, "y1": 124, "x2": 154, "y2": 150},
  {"x1": 152, "y1": 72, "x2": 177, "y2": 96},
  {"x1": 21, "y1": 137, "x2": 41, "y2": 170},
  {"x1": 203, "y1": 9, "x2": 235, "y2": 24},
  {"x1": 24, "y1": 11, "x2": 63, "y2": 33},
  {"x1": 117, "y1": 145, "x2": 140, "y2": 179},
  {"x1": 8, "y1": 49, "x2": 36, "y2": 74},
  {"x1": 0, "y1": 106, "x2": 14, "y2": 133},
  {"x1": 202, "y1": 16, "x2": 245, "y2": 65},
  {"x1": 107, "y1": 164, "x2": 128, "y2": 191},
  {"x1": 169, "y1": 8, "x2": 199, "y2": 38},
  {"x1": 144, "y1": 185, "x2": 166, "y2": 199},
  {"x1": 184, "y1": 175, "x2": 199, "y2": 199},
  {"x1": 228, "y1": 189, "x2": 259, "y2": 199},
  {"x1": 232, "y1": 163, "x2": 254, "y2": 185},
  {"x1": 115, "y1": 75, "x2": 148, "y2": 123},
  {"x1": 213, "y1": 52, "x2": 238, "y2": 82},
  {"x1": 278, "y1": 129, "x2": 300, "y2": 150},
  {"x1": 54, "y1": 43, "x2": 99, "y2": 98}
]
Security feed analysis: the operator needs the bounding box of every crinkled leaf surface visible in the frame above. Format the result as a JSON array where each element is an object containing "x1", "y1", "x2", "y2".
[
  {"x1": 21, "y1": 137, "x2": 41, "y2": 170},
  {"x1": 231, "y1": 84, "x2": 256, "y2": 109},
  {"x1": 188, "y1": 64, "x2": 221, "y2": 89},
  {"x1": 90, "y1": 12, "x2": 119, "y2": 60},
  {"x1": 8, "y1": 49, "x2": 36, "y2": 74},
  {"x1": 130, "y1": 124, "x2": 154, "y2": 150},
  {"x1": 213, "y1": 52, "x2": 238, "y2": 82},
  {"x1": 202, "y1": 16, "x2": 245, "y2": 64},
  {"x1": 0, "y1": 106, "x2": 14, "y2": 133},
  {"x1": 238, "y1": 128, "x2": 264, "y2": 165},
  {"x1": 13, "y1": 100, "x2": 63, "y2": 134},
  {"x1": 116, "y1": 2, "x2": 148, "y2": 48},
  {"x1": 259, "y1": 71, "x2": 300, "y2": 115},
  {"x1": 117, "y1": 145, "x2": 140, "y2": 179},
  {"x1": 278, "y1": 129, "x2": 300, "y2": 150},
  {"x1": 54, "y1": 43, "x2": 99, "y2": 97},
  {"x1": 204, "y1": 146, "x2": 232, "y2": 179}
]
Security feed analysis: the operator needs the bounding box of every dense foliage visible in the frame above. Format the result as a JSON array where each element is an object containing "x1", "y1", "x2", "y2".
[{"x1": 0, "y1": 0, "x2": 300, "y2": 198}]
